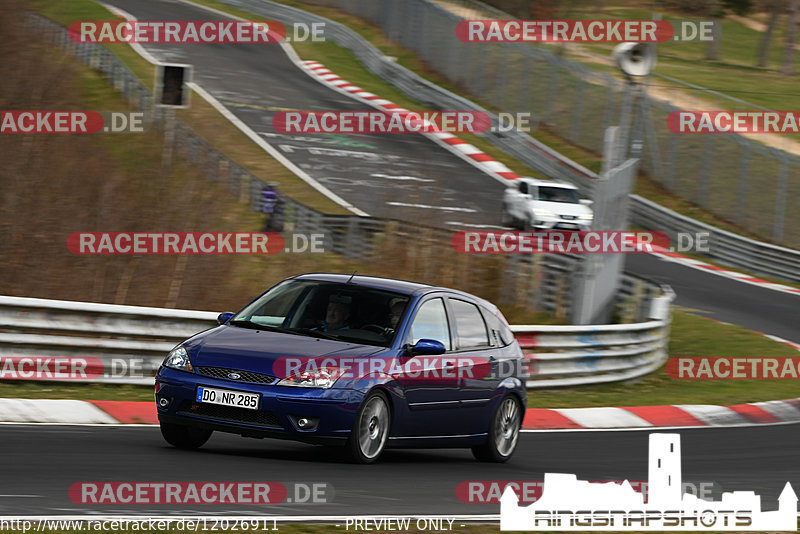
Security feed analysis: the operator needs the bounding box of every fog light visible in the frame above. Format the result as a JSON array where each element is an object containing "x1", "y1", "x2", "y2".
[
  {"x1": 289, "y1": 415, "x2": 319, "y2": 431},
  {"x1": 158, "y1": 397, "x2": 170, "y2": 408}
]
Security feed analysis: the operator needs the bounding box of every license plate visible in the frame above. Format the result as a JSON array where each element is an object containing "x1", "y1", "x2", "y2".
[{"x1": 196, "y1": 386, "x2": 259, "y2": 410}]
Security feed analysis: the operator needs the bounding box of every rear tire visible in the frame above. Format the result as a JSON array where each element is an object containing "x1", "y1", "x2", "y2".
[
  {"x1": 472, "y1": 395, "x2": 522, "y2": 463},
  {"x1": 346, "y1": 391, "x2": 391, "y2": 464},
  {"x1": 160, "y1": 422, "x2": 212, "y2": 450}
]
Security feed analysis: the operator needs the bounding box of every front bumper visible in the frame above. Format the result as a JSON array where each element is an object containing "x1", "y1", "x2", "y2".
[
  {"x1": 532, "y1": 218, "x2": 592, "y2": 231},
  {"x1": 155, "y1": 367, "x2": 362, "y2": 443}
]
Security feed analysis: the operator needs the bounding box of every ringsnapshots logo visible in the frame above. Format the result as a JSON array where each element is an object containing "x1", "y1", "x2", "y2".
[{"x1": 500, "y1": 433, "x2": 797, "y2": 531}]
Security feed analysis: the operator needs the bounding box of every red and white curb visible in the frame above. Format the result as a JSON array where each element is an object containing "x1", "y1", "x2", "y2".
[
  {"x1": 2, "y1": 398, "x2": 799, "y2": 429},
  {"x1": 649, "y1": 245, "x2": 800, "y2": 297},
  {"x1": 299, "y1": 60, "x2": 520, "y2": 183},
  {"x1": 522, "y1": 398, "x2": 800, "y2": 429}
]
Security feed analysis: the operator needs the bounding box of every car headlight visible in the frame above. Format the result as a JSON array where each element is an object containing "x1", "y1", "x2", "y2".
[
  {"x1": 579, "y1": 213, "x2": 593, "y2": 220},
  {"x1": 163, "y1": 346, "x2": 194, "y2": 372},
  {"x1": 278, "y1": 367, "x2": 342, "y2": 388},
  {"x1": 533, "y1": 209, "x2": 556, "y2": 219}
]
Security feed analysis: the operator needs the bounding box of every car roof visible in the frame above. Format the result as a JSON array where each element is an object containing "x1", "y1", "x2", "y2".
[
  {"x1": 292, "y1": 273, "x2": 433, "y2": 294},
  {"x1": 290, "y1": 273, "x2": 498, "y2": 311},
  {"x1": 518, "y1": 177, "x2": 578, "y2": 190}
]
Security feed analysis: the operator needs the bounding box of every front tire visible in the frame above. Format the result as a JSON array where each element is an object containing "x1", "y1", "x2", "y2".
[
  {"x1": 501, "y1": 204, "x2": 513, "y2": 227},
  {"x1": 160, "y1": 422, "x2": 212, "y2": 450},
  {"x1": 346, "y1": 391, "x2": 391, "y2": 464},
  {"x1": 472, "y1": 395, "x2": 522, "y2": 462}
]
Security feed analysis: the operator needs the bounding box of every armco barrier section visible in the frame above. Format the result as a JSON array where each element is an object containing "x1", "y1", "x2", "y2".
[
  {"x1": 0, "y1": 293, "x2": 672, "y2": 388},
  {"x1": 631, "y1": 196, "x2": 800, "y2": 283}
]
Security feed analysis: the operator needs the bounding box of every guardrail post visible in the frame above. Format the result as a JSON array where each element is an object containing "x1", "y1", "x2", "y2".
[{"x1": 773, "y1": 153, "x2": 789, "y2": 243}]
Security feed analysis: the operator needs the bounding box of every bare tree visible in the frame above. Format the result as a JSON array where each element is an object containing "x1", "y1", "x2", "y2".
[
  {"x1": 757, "y1": 0, "x2": 787, "y2": 67},
  {"x1": 783, "y1": 0, "x2": 799, "y2": 73}
]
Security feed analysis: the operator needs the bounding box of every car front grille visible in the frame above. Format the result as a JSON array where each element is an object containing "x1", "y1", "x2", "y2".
[
  {"x1": 177, "y1": 400, "x2": 282, "y2": 428},
  {"x1": 197, "y1": 366, "x2": 277, "y2": 385}
]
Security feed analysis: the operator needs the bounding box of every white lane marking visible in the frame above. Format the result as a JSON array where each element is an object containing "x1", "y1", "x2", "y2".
[
  {"x1": 446, "y1": 221, "x2": 508, "y2": 230},
  {"x1": 371, "y1": 173, "x2": 434, "y2": 182},
  {"x1": 387, "y1": 202, "x2": 477, "y2": 213}
]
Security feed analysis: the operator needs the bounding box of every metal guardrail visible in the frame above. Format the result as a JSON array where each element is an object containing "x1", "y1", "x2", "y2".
[
  {"x1": 273, "y1": 0, "x2": 800, "y2": 280},
  {"x1": 0, "y1": 293, "x2": 673, "y2": 388},
  {"x1": 631, "y1": 195, "x2": 800, "y2": 283}
]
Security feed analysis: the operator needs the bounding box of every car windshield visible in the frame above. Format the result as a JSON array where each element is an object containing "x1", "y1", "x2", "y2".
[
  {"x1": 230, "y1": 280, "x2": 411, "y2": 347},
  {"x1": 537, "y1": 186, "x2": 580, "y2": 204}
]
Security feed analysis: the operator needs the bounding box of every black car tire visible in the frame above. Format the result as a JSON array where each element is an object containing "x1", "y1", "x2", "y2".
[
  {"x1": 346, "y1": 390, "x2": 391, "y2": 464},
  {"x1": 472, "y1": 395, "x2": 522, "y2": 463},
  {"x1": 160, "y1": 422, "x2": 213, "y2": 450}
]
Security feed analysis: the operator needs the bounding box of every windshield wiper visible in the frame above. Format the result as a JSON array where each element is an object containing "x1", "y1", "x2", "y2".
[
  {"x1": 228, "y1": 320, "x2": 288, "y2": 332},
  {"x1": 228, "y1": 319, "x2": 265, "y2": 330}
]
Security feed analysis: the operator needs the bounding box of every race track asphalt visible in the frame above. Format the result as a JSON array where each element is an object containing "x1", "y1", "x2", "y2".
[{"x1": 0, "y1": 423, "x2": 797, "y2": 516}]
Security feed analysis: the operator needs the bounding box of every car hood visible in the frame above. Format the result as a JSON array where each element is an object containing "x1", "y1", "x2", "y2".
[
  {"x1": 529, "y1": 200, "x2": 591, "y2": 217},
  {"x1": 183, "y1": 326, "x2": 384, "y2": 376}
]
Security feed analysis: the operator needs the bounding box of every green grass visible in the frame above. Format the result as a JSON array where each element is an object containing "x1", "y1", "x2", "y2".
[
  {"x1": 4, "y1": 311, "x2": 797, "y2": 407},
  {"x1": 528, "y1": 310, "x2": 800, "y2": 408}
]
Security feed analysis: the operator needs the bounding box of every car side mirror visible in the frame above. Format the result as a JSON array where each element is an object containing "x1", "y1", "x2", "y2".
[
  {"x1": 580, "y1": 199, "x2": 593, "y2": 206},
  {"x1": 217, "y1": 312, "x2": 235, "y2": 325},
  {"x1": 408, "y1": 339, "x2": 446, "y2": 356}
]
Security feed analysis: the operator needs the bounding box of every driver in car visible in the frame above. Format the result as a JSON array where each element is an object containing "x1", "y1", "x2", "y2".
[{"x1": 315, "y1": 295, "x2": 352, "y2": 332}]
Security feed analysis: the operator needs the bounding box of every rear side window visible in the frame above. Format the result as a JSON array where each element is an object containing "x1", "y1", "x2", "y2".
[
  {"x1": 482, "y1": 308, "x2": 515, "y2": 347},
  {"x1": 518, "y1": 182, "x2": 528, "y2": 194},
  {"x1": 450, "y1": 299, "x2": 490, "y2": 349},
  {"x1": 409, "y1": 298, "x2": 451, "y2": 350}
]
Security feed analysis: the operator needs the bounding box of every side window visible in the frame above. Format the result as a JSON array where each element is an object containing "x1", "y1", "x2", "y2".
[
  {"x1": 482, "y1": 308, "x2": 515, "y2": 347},
  {"x1": 409, "y1": 298, "x2": 451, "y2": 350},
  {"x1": 451, "y1": 299, "x2": 490, "y2": 349},
  {"x1": 518, "y1": 182, "x2": 527, "y2": 194}
]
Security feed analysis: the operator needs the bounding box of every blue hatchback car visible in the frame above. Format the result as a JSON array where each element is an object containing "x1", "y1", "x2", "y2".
[{"x1": 156, "y1": 273, "x2": 526, "y2": 463}]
